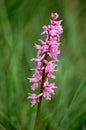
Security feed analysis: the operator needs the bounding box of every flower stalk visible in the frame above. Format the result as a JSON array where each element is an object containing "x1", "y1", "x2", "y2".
[{"x1": 27, "y1": 12, "x2": 63, "y2": 130}]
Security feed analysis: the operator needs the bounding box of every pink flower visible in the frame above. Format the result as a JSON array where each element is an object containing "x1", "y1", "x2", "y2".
[
  {"x1": 56, "y1": 25, "x2": 63, "y2": 34},
  {"x1": 31, "y1": 83, "x2": 38, "y2": 91},
  {"x1": 43, "y1": 80, "x2": 57, "y2": 99},
  {"x1": 44, "y1": 61, "x2": 56, "y2": 79},
  {"x1": 43, "y1": 91, "x2": 51, "y2": 100},
  {"x1": 31, "y1": 100, "x2": 37, "y2": 106},
  {"x1": 28, "y1": 77, "x2": 38, "y2": 83},
  {"x1": 31, "y1": 62, "x2": 42, "y2": 73},
  {"x1": 28, "y1": 12, "x2": 63, "y2": 106},
  {"x1": 28, "y1": 72, "x2": 42, "y2": 83},
  {"x1": 41, "y1": 25, "x2": 49, "y2": 35},
  {"x1": 45, "y1": 61, "x2": 56, "y2": 72},
  {"x1": 28, "y1": 93, "x2": 37, "y2": 99},
  {"x1": 31, "y1": 54, "x2": 45, "y2": 62},
  {"x1": 47, "y1": 73, "x2": 56, "y2": 79},
  {"x1": 35, "y1": 44, "x2": 42, "y2": 50},
  {"x1": 39, "y1": 39, "x2": 46, "y2": 45},
  {"x1": 49, "y1": 29, "x2": 58, "y2": 36},
  {"x1": 51, "y1": 13, "x2": 59, "y2": 19},
  {"x1": 28, "y1": 93, "x2": 43, "y2": 106},
  {"x1": 42, "y1": 45, "x2": 48, "y2": 52}
]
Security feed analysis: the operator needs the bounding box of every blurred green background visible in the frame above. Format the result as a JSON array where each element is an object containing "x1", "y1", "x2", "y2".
[{"x1": 0, "y1": 0, "x2": 86, "y2": 130}]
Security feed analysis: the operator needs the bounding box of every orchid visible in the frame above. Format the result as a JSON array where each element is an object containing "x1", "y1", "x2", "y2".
[{"x1": 28, "y1": 12, "x2": 63, "y2": 106}]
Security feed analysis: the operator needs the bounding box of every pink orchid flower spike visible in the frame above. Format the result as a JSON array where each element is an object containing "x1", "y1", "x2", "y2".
[{"x1": 27, "y1": 12, "x2": 63, "y2": 106}]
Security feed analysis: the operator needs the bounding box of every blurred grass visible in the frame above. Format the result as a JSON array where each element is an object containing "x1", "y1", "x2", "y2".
[{"x1": 0, "y1": 0, "x2": 86, "y2": 130}]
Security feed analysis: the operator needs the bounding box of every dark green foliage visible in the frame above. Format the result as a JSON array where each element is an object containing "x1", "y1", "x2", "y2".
[{"x1": 0, "y1": 0, "x2": 86, "y2": 130}]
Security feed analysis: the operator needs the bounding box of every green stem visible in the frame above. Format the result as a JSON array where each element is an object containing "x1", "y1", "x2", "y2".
[{"x1": 33, "y1": 95, "x2": 43, "y2": 130}]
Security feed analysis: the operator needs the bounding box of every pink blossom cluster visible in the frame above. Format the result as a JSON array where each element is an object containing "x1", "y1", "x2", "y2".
[{"x1": 28, "y1": 13, "x2": 63, "y2": 106}]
